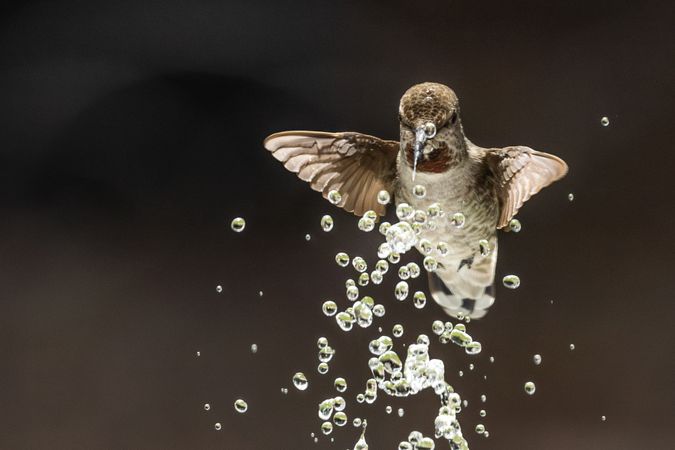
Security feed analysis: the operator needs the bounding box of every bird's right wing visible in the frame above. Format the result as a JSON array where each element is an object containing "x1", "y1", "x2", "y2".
[{"x1": 264, "y1": 131, "x2": 399, "y2": 217}]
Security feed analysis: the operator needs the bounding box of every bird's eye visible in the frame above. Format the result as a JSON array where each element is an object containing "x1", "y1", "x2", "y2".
[{"x1": 450, "y1": 112, "x2": 457, "y2": 124}]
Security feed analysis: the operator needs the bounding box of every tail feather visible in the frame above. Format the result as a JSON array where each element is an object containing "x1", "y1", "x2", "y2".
[{"x1": 428, "y1": 272, "x2": 494, "y2": 319}]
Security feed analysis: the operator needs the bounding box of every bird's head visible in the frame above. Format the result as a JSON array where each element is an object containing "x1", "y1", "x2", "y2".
[{"x1": 398, "y1": 82, "x2": 465, "y2": 173}]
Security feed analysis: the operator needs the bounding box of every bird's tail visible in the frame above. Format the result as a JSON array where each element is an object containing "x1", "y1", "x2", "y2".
[{"x1": 428, "y1": 271, "x2": 495, "y2": 319}]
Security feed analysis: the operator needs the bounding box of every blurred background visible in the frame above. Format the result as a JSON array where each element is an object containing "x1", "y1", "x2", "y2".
[{"x1": 1, "y1": 1, "x2": 674, "y2": 449}]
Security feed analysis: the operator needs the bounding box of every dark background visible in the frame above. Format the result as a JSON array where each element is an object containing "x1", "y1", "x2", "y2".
[{"x1": 1, "y1": 1, "x2": 674, "y2": 449}]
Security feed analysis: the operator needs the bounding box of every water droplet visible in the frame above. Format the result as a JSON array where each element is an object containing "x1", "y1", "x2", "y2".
[
  {"x1": 407, "y1": 263, "x2": 421, "y2": 278},
  {"x1": 601, "y1": 116, "x2": 610, "y2": 127},
  {"x1": 250, "y1": 344, "x2": 258, "y2": 354},
  {"x1": 524, "y1": 381, "x2": 536, "y2": 395},
  {"x1": 281, "y1": 387, "x2": 288, "y2": 394},
  {"x1": 386, "y1": 405, "x2": 393, "y2": 414},
  {"x1": 336, "y1": 311, "x2": 355, "y2": 331},
  {"x1": 346, "y1": 285, "x2": 359, "y2": 301},
  {"x1": 333, "y1": 411, "x2": 348, "y2": 426},
  {"x1": 413, "y1": 291, "x2": 427, "y2": 309},
  {"x1": 353, "y1": 417, "x2": 362, "y2": 427},
  {"x1": 480, "y1": 394, "x2": 487, "y2": 403},
  {"x1": 379, "y1": 221, "x2": 391, "y2": 235},
  {"x1": 372, "y1": 304, "x2": 385, "y2": 317},
  {"x1": 502, "y1": 274, "x2": 520, "y2": 289},
  {"x1": 317, "y1": 337, "x2": 328, "y2": 348},
  {"x1": 386, "y1": 221, "x2": 417, "y2": 254},
  {"x1": 419, "y1": 238, "x2": 432, "y2": 254},
  {"x1": 358, "y1": 217, "x2": 375, "y2": 232},
  {"x1": 475, "y1": 423, "x2": 485, "y2": 434},
  {"x1": 320, "y1": 214, "x2": 334, "y2": 232},
  {"x1": 358, "y1": 272, "x2": 370, "y2": 286},
  {"x1": 413, "y1": 184, "x2": 427, "y2": 198},
  {"x1": 318, "y1": 362, "x2": 329, "y2": 374},
  {"x1": 570, "y1": 343, "x2": 576, "y2": 350},
  {"x1": 322, "y1": 301, "x2": 338, "y2": 317},
  {"x1": 305, "y1": 233, "x2": 311, "y2": 241},
  {"x1": 319, "y1": 346, "x2": 335, "y2": 363},
  {"x1": 377, "y1": 190, "x2": 391, "y2": 205},
  {"x1": 377, "y1": 242, "x2": 392, "y2": 259},
  {"x1": 230, "y1": 217, "x2": 246, "y2": 232},
  {"x1": 334, "y1": 377, "x2": 347, "y2": 392},
  {"x1": 398, "y1": 265, "x2": 411, "y2": 280},
  {"x1": 375, "y1": 259, "x2": 389, "y2": 274},
  {"x1": 195, "y1": 351, "x2": 200, "y2": 357},
  {"x1": 352, "y1": 257, "x2": 368, "y2": 272},
  {"x1": 293, "y1": 372, "x2": 308, "y2": 391},
  {"x1": 328, "y1": 190, "x2": 342, "y2": 205},
  {"x1": 568, "y1": 193, "x2": 575, "y2": 201},
  {"x1": 432, "y1": 320, "x2": 444, "y2": 335},
  {"x1": 423, "y1": 256, "x2": 438, "y2": 272},
  {"x1": 321, "y1": 421, "x2": 333, "y2": 435},
  {"x1": 258, "y1": 290, "x2": 263, "y2": 297},
  {"x1": 427, "y1": 202, "x2": 443, "y2": 218},
  {"x1": 465, "y1": 341, "x2": 482, "y2": 355},
  {"x1": 392, "y1": 324, "x2": 404, "y2": 337},
  {"x1": 533, "y1": 354, "x2": 542, "y2": 365},
  {"x1": 203, "y1": 403, "x2": 210, "y2": 411},
  {"x1": 216, "y1": 285, "x2": 223, "y2": 293},
  {"x1": 451, "y1": 212, "x2": 465, "y2": 228},
  {"x1": 335, "y1": 252, "x2": 350, "y2": 267},
  {"x1": 478, "y1": 239, "x2": 490, "y2": 257},
  {"x1": 398, "y1": 407, "x2": 405, "y2": 417},
  {"x1": 395, "y1": 281, "x2": 409, "y2": 300},
  {"x1": 480, "y1": 409, "x2": 486, "y2": 417},
  {"x1": 601, "y1": 415, "x2": 607, "y2": 422},
  {"x1": 388, "y1": 252, "x2": 401, "y2": 264},
  {"x1": 370, "y1": 270, "x2": 383, "y2": 285},
  {"x1": 234, "y1": 399, "x2": 248, "y2": 413},
  {"x1": 356, "y1": 393, "x2": 365, "y2": 403},
  {"x1": 396, "y1": 203, "x2": 414, "y2": 220},
  {"x1": 508, "y1": 218, "x2": 522, "y2": 233},
  {"x1": 214, "y1": 422, "x2": 222, "y2": 431}
]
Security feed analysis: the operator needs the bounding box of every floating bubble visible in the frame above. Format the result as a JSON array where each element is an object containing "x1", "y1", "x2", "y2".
[
  {"x1": 214, "y1": 422, "x2": 222, "y2": 431},
  {"x1": 413, "y1": 291, "x2": 427, "y2": 309},
  {"x1": 423, "y1": 256, "x2": 438, "y2": 272},
  {"x1": 250, "y1": 344, "x2": 258, "y2": 354},
  {"x1": 318, "y1": 362, "x2": 329, "y2": 374},
  {"x1": 396, "y1": 203, "x2": 414, "y2": 220},
  {"x1": 395, "y1": 281, "x2": 409, "y2": 300},
  {"x1": 533, "y1": 354, "x2": 542, "y2": 365},
  {"x1": 386, "y1": 221, "x2": 417, "y2": 254},
  {"x1": 293, "y1": 372, "x2": 308, "y2": 391},
  {"x1": 601, "y1": 116, "x2": 610, "y2": 126},
  {"x1": 328, "y1": 190, "x2": 342, "y2": 205},
  {"x1": 321, "y1": 421, "x2": 333, "y2": 435},
  {"x1": 336, "y1": 252, "x2": 350, "y2": 267},
  {"x1": 524, "y1": 381, "x2": 536, "y2": 395},
  {"x1": 392, "y1": 324, "x2": 404, "y2": 338},
  {"x1": 502, "y1": 274, "x2": 520, "y2": 289},
  {"x1": 322, "y1": 301, "x2": 338, "y2": 317},
  {"x1": 230, "y1": 217, "x2": 246, "y2": 232},
  {"x1": 203, "y1": 403, "x2": 210, "y2": 411},
  {"x1": 352, "y1": 257, "x2": 368, "y2": 272},
  {"x1": 377, "y1": 190, "x2": 391, "y2": 205},
  {"x1": 508, "y1": 218, "x2": 522, "y2": 233},
  {"x1": 413, "y1": 184, "x2": 427, "y2": 198},
  {"x1": 334, "y1": 377, "x2": 347, "y2": 393},
  {"x1": 451, "y1": 212, "x2": 465, "y2": 228},
  {"x1": 321, "y1": 215, "x2": 334, "y2": 232},
  {"x1": 234, "y1": 399, "x2": 248, "y2": 413}
]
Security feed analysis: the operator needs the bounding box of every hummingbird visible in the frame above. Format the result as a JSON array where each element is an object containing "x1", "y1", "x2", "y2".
[{"x1": 264, "y1": 82, "x2": 568, "y2": 319}]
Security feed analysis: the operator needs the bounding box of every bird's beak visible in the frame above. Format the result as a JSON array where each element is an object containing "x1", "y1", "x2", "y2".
[{"x1": 412, "y1": 127, "x2": 427, "y2": 179}]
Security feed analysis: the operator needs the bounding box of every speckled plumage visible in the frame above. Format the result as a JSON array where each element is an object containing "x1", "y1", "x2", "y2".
[{"x1": 264, "y1": 82, "x2": 568, "y2": 319}]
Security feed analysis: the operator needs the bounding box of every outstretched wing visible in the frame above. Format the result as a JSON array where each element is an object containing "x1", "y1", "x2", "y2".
[
  {"x1": 486, "y1": 146, "x2": 568, "y2": 228},
  {"x1": 264, "y1": 131, "x2": 399, "y2": 216}
]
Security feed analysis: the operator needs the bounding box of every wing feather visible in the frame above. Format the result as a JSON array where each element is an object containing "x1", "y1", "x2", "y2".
[
  {"x1": 486, "y1": 146, "x2": 568, "y2": 228},
  {"x1": 264, "y1": 130, "x2": 399, "y2": 216}
]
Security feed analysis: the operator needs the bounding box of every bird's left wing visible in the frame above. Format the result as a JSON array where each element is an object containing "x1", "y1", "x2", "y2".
[
  {"x1": 264, "y1": 131, "x2": 399, "y2": 217},
  {"x1": 486, "y1": 146, "x2": 568, "y2": 229}
]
